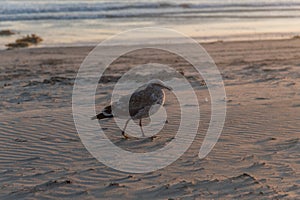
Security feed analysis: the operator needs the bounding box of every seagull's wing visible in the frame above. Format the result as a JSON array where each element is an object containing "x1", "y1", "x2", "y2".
[
  {"x1": 111, "y1": 84, "x2": 164, "y2": 119},
  {"x1": 129, "y1": 86, "x2": 160, "y2": 118}
]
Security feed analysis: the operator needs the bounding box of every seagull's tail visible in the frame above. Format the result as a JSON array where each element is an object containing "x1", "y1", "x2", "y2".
[
  {"x1": 91, "y1": 115, "x2": 98, "y2": 120},
  {"x1": 91, "y1": 113, "x2": 113, "y2": 120},
  {"x1": 91, "y1": 105, "x2": 113, "y2": 120}
]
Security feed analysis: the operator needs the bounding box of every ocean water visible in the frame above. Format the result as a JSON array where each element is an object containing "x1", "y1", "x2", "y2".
[{"x1": 0, "y1": 0, "x2": 300, "y2": 47}]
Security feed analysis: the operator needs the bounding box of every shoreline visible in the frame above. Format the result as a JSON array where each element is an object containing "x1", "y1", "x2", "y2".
[{"x1": 1, "y1": 35, "x2": 300, "y2": 52}]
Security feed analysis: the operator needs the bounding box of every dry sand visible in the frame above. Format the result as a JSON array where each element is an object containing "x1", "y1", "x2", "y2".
[{"x1": 0, "y1": 38, "x2": 300, "y2": 199}]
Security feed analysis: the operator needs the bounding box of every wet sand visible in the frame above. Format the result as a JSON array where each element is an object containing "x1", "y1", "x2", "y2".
[{"x1": 0, "y1": 38, "x2": 300, "y2": 199}]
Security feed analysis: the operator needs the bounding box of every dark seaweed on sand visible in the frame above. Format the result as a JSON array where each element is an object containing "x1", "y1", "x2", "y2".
[
  {"x1": 0, "y1": 29, "x2": 15, "y2": 36},
  {"x1": 292, "y1": 35, "x2": 300, "y2": 39},
  {"x1": 6, "y1": 34, "x2": 43, "y2": 49}
]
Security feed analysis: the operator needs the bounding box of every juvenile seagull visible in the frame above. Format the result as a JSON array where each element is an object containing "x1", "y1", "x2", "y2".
[{"x1": 92, "y1": 79, "x2": 172, "y2": 139}]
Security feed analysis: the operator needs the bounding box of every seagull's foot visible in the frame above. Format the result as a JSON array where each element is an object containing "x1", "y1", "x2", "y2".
[
  {"x1": 138, "y1": 135, "x2": 158, "y2": 141},
  {"x1": 150, "y1": 135, "x2": 158, "y2": 141},
  {"x1": 122, "y1": 131, "x2": 129, "y2": 139}
]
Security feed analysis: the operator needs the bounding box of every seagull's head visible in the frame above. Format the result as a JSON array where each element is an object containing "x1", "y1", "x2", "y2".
[{"x1": 147, "y1": 79, "x2": 172, "y2": 91}]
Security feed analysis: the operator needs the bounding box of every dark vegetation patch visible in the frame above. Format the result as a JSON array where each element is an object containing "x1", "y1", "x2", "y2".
[
  {"x1": 6, "y1": 34, "x2": 42, "y2": 49},
  {"x1": 0, "y1": 29, "x2": 15, "y2": 36}
]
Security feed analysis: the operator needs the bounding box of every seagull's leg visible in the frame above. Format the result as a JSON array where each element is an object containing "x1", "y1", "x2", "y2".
[
  {"x1": 121, "y1": 119, "x2": 130, "y2": 139},
  {"x1": 139, "y1": 119, "x2": 145, "y2": 137}
]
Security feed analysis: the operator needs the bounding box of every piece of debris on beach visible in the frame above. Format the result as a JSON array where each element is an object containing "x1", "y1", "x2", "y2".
[
  {"x1": 292, "y1": 35, "x2": 300, "y2": 39},
  {"x1": 0, "y1": 29, "x2": 15, "y2": 36},
  {"x1": 5, "y1": 34, "x2": 43, "y2": 49}
]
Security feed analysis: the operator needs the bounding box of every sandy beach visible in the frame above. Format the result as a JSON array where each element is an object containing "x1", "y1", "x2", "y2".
[{"x1": 0, "y1": 38, "x2": 300, "y2": 199}]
